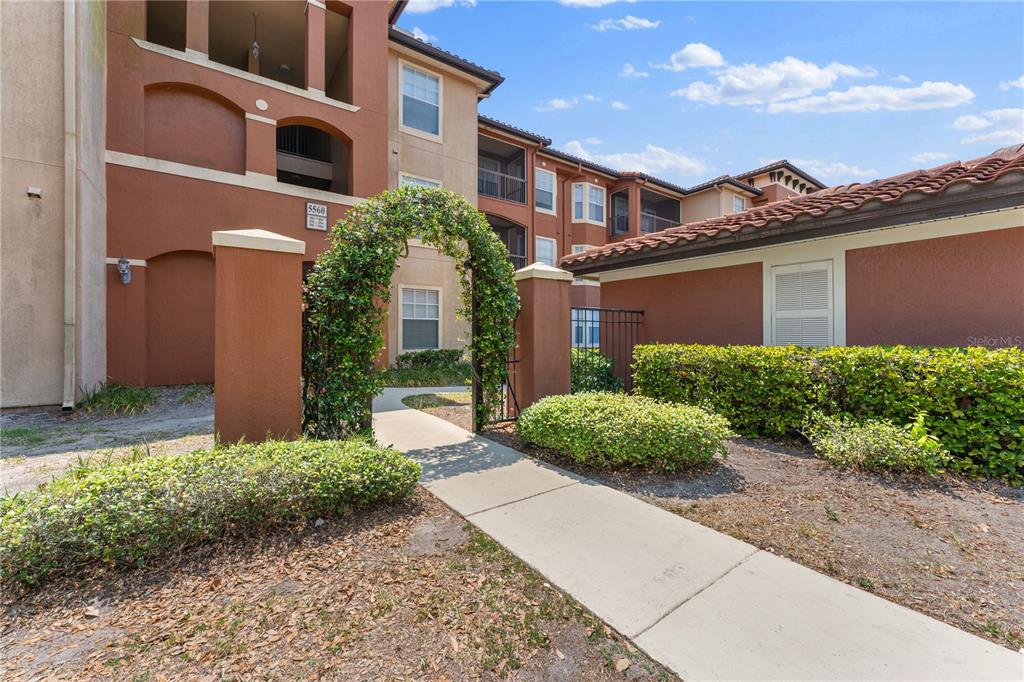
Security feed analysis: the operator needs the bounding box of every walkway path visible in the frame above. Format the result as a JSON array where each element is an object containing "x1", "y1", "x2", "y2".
[{"x1": 374, "y1": 387, "x2": 1022, "y2": 681}]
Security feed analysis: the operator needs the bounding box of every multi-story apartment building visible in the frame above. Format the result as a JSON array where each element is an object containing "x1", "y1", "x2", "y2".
[{"x1": 0, "y1": 0, "x2": 825, "y2": 408}]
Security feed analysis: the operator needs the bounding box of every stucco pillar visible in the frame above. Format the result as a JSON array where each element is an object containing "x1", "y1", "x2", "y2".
[
  {"x1": 305, "y1": 1, "x2": 326, "y2": 93},
  {"x1": 212, "y1": 230, "x2": 305, "y2": 443},
  {"x1": 105, "y1": 262, "x2": 148, "y2": 386},
  {"x1": 245, "y1": 115, "x2": 277, "y2": 176},
  {"x1": 185, "y1": 0, "x2": 209, "y2": 55},
  {"x1": 514, "y1": 263, "x2": 573, "y2": 410},
  {"x1": 628, "y1": 183, "x2": 642, "y2": 239}
]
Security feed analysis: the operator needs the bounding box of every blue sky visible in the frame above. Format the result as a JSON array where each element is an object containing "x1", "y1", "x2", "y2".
[{"x1": 398, "y1": 0, "x2": 1024, "y2": 186}]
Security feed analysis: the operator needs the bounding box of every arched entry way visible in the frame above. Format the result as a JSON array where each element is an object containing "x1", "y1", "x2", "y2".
[{"x1": 146, "y1": 250, "x2": 215, "y2": 386}]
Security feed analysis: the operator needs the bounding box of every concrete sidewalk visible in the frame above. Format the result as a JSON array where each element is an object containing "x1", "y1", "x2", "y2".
[{"x1": 374, "y1": 387, "x2": 1022, "y2": 681}]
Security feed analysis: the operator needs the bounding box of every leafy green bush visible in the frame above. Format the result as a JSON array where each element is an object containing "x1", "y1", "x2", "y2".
[
  {"x1": 394, "y1": 349, "x2": 464, "y2": 370},
  {"x1": 385, "y1": 363, "x2": 472, "y2": 387},
  {"x1": 80, "y1": 383, "x2": 157, "y2": 415},
  {"x1": 0, "y1": 439, "x2": 421, "y2": 585},
  {"x1": 633, "y1": 344, "x2": 1024, "y2": 482},
  {"x1": 570, "y1": 348, "x2": 623, "y2": 393},
  {"x1": 516, "y1": 392, "x2": 733, "y2": 472},
  {"x1": 805, "y1": 413, "x2": 951, "y2": 475}
]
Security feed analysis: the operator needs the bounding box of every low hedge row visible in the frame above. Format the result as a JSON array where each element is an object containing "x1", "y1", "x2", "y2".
[
  {"x1": 0, "y1": 439, "x2": 421, "y2": 585},
  {"x1": 633, "y1": 344, "x2": 1024, "y2": 482},
  {"x1": 516, "y1": 392, "x2": 733, "y2": 472},
  {"x1": 570, "y1": 348, "x2": 623, "y2": 393},
  {"x1": 394, "y1": 349, "x2": 464, "y2": 370}
]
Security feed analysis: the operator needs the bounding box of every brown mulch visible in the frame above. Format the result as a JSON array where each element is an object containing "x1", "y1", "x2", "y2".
[
  {"x1": 1, "y1": 490, "x2": 669, "y2": 681},
  {"x1": 412, "y1": 396, "x2": 1024, "y2": 652}
]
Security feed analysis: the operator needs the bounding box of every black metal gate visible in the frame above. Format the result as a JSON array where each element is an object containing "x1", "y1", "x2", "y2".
[
  {"x1": 473, "y1": 310, "x2": 521, "y2": 431},
  {"x1": 570, "y1": 307, "x2": 644, "y2": 393}
]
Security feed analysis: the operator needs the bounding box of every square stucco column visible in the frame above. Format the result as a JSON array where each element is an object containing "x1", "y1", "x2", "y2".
[
  {"x1": 514, "y1": 263, "x2": 573, "y2": 410},
  {"x1": 213, "y1": 230, "x2": 305, "y2": 443},
  {"x1": 185, "y1": 0, "x2": 209, "y2": 55},
  {"x1": 305, "y1": 1, "x2": 326, "y2": 93}
]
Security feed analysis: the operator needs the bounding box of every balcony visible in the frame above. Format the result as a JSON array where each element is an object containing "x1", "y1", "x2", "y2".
[
  {"x1": 611, "y1": 213, "x2": 630, "y2": 234},
  {"x1": 640, "y1": 188, "x2": 681, "y2": 234},
  {"x1": 478, "y1": 168, "x2": 527, "y2": 203},
  {"x1": 478, "y1": 133, "x2": 527, "y2": 204},
  {"x1": 485, "y1": 214, "x2": 527, "y2": 271},
  {"x1": 640, "y1": 213, "x2": 679, "y2": 233}
]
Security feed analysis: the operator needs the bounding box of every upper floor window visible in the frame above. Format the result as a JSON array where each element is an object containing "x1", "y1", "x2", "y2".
[
  {"x1": 535, "y1": 236, "x2": 557, "y2": 267},
  {"x1": 535, "y1": 168, "x2": 556, "y2": 213},
  {"x1": 400, "y1": 173, "x2": 440, "y2": 189},
  {"x1": 572, "y1": 183, "x2": 606, "y2": 225},
  {"x1": 401, "y1": 63, "x2": 441, "y2": 138},
  {"x1": 733, "y1": 194, "x2": 747, "y2": 213}
]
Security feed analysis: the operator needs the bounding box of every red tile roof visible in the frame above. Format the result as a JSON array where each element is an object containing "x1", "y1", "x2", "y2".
[{"x1": 561, "y1": 144, "x2": 1024, "y2": 271}]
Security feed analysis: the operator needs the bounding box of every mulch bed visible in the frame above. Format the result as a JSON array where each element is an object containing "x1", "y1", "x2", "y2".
[
  {"x1": 1, "y1": 490, "x2": 669, "y2": 681},
  {"x1": 413, "y1": 396, "x2": 1024, "y2": 652}
]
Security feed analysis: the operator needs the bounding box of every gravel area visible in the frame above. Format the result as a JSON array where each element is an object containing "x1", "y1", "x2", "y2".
[{"x1": 407, "y1": 392, "x2": 1024, "y2": 652}]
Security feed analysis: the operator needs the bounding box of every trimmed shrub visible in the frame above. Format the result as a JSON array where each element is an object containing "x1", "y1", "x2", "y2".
[
  {"x1": 805, "y1": 413, "x2": 951, "y2": 475},
  {"x1": 633, "y1": 344, "x2": 1024, "y2": 482},
  {"x1": 516, "y1": 392, "x2": 734, "y2": 472},
  {"x1": 570, "y1": 348, "x2": 623, "y2": 393},
  {"x1": 394, "y1": 348, "x2": 464, "y2": 370},
  {"x1": 0, "y1": 439, "x2": 421, "y2": 585}
]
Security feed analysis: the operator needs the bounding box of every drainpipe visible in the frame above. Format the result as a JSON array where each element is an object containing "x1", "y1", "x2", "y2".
[{"x1": 61, "y1": 0, "x2": 77, "y2": 410}]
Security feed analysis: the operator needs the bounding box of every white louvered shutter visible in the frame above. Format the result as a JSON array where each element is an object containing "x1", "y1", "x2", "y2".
[{"x1": 772, "y1": 261, "x2": 833, "y2": 347}]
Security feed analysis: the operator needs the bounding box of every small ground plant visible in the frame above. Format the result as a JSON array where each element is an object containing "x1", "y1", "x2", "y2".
[
  {"x1": 80, "y1": 383, "x2": 156, "y2": 415},
  {"x1": 804, "y1": 412, "x2": 951, "y2": 475},
  {"x1": 516, "y1": 392, "x2": 733, "y2": 472},
  {"x1": 0, "y1": 438, "x2": 421, "y2": 585}
]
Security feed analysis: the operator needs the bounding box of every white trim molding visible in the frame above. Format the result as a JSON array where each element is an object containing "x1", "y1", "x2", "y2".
[
  {"x1": 593, "y1": 207, "x2": 1024, "y2": 348},
  {"x1": 107, "y1": 150, "x2": 365, "y2": 207},
  {"x1": 212, "y1": 229, "x2": 306, "y2": 254},
  {"x1": 105, "y1": 257, "x2": 147, "y2": 267},
  {"x1": 514, "y1": 262, "x2": 574, "y2": 282},
  {"x1": 245, "y1": 112, "x2": 276, "y2": 126},
  {"x1": 132, "y1": 37, "x2": 360, "y2": 113}
]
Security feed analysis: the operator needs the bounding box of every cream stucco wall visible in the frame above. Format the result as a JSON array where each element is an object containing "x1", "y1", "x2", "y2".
[
  {"x1": 1, "y1": 0, "x2": 107, "y2": 408},
  {"x1": 384, "y1": 49, "x2": 479, "y2": 364},
  {"x1": 680, "y1": 188, "x2": 724, "y2": 223}
]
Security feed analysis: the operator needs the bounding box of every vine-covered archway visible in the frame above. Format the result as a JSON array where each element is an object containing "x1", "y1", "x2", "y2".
[{"x1": 302, "y1": 186, "x2": 520, "y2": 437}]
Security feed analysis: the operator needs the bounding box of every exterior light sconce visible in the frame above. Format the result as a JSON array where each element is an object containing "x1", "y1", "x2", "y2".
[
  {"x1": 117, "y1": 258, "x2": 132, "y2": 285},
  {"x1": 26, "y1": 187, "x2": 42, "y2": 198}
]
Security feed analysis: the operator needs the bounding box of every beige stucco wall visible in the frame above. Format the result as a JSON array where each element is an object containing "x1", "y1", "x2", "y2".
[
  {"x1": 681, "y1": 187, "x2": 724, "y2": 223},
  {"x1": 384, "y1": 49, "x2": 478, "y2": 364},
  {"x1": 1, "y1": 1, "x2": 107, "y2": 408}
]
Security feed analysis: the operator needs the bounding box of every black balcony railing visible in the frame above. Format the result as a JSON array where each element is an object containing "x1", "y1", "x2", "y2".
[
  {"x1": 611, "y1": 214, "x2": 630, "y2": 235},
  {"x1": 640, "y1": 213, "x2": 679, "y2": 234},
  {"x1": 478, "y1": 168, "x2": 527, "y2": 203},
  {"x1": 507, "y1": 253, "x2": 527, "y2": 270}
]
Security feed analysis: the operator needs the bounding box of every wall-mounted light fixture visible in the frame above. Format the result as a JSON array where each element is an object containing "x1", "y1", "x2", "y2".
[
  {"x1": 117, "y1": 258, "x2": 132, "y2": 285},
  {"x1": 26, "y1": 187, "x2": 42, "y2": 198}
]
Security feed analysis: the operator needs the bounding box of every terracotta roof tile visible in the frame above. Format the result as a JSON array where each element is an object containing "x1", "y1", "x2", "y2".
[{"x1": 561, "y1": 144, "x2": 1024, "y2": 269}]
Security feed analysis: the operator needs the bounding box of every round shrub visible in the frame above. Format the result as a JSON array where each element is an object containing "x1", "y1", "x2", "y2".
[
  {"x1": 570, "y1": 348, "x2": 623, "y2": 393},
  {"x1": 0, "y1": 438, "x2": 421, "y2": 585},
  {"x1": 516, "y1": 392, "x2": 734, "y2": 472},
  {"x1": 805, "y1": 414, "x2": 951, "y2": 475}
]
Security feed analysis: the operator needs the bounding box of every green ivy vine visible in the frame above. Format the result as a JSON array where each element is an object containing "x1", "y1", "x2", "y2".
[{"x1": 302, "y1": 186, "x2": 520, "y2": 438}]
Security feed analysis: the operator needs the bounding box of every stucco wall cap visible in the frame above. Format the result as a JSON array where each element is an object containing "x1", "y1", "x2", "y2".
[
  {"x1": 212, "y1": 229, "x2": 306, "y2": 255},
  {"x1": 514, "y1": 262, "x2": 574, "y2": 282}
]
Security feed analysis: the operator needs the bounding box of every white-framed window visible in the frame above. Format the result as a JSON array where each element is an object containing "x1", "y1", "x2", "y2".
[
  {"x1": 771, "y1": 260, "x2": 833, "y2": 348},
  {"x1": 535, "y1": 168, "x2": 556, "y2": 214},
  {"x1": 572, "y1": 183, "x2": 606, "y2": 225},
  {"x1": 401, "y1": 287, "x2": 441, "y2": 350},
  {"x1": 400, "y1": 62, "x2": 442, "y2": 140},
  {"x1": 400, "y1": 172, "x2": 441, "y2": 189},
  {"x1": 733, "y1": 194, "x2": 747, "y2": 213},
  {"x1": 535, "y1": 236, "x2": 557, "y2": 266},
  {"x1": 571, "y1": 308, "x2": 601, "y2": 348}
]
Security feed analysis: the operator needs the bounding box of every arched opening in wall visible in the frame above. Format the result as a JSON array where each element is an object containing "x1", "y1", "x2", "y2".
[
  {"x1": 209, "y1": 1, "x2": 305, "y2": 88},
  {"x1": 276, "y1": 123, "x2": 351, "y2": 194},
  {"x1": 144, "y1": 83, "x2": 245, "y2": 174},
  {"x1": 146, "y1": 251, "x2": 215, "y2": 386},
  {"x1": 146, "y1": 0, "x2": 186, "y2": 52},
  {"x1": 325, "y1": 2, "x2": 353, "y2": 104},
  {"x1": 485, "y1": 214, "x2": 528, "y2": 270}
]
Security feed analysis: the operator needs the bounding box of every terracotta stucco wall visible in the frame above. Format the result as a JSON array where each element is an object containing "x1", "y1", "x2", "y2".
[
  {"x1": 600, "y1": 262, "x2": 763, "y2": 345},
  {"x1": 846, "y1": 227, "x2": 1024, "y2": 347}
]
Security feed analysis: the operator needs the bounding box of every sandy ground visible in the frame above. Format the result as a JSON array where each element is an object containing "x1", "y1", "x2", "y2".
[
  {"x1": 409, "y1": 392, "x2": 1024, "y2": 652},
  {"x1": 1, "y1": 386, "x2": 214, "y2": 494}
]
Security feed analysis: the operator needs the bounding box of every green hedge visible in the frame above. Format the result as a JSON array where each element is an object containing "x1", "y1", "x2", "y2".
[
  {"x1": 805, "y1": 413, "x2": 951, "y2": 475},
  {"x1": 516, "y1": 392, "x2": 733, "y2": 472},
  {"x1": 394, "y1": 348, "x2": 464, "y2": 370},
  {"x1": 633, "y1": 344, "x2": 1024, "y2": 482},
  {"x1": 0, "y1": 439, "x2": 421, "y2": 585},
  {"x1": 570, "y1": 348, "x2": 623, "y2": 393}
]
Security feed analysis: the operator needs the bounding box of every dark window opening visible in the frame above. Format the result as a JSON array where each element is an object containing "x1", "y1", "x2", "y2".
[
  {"x1": 146, "y1": 0, "x2": 186, "y2": 51},
  {"x1": 276, "y1": 124, "x2": 350, "y2": 194}
]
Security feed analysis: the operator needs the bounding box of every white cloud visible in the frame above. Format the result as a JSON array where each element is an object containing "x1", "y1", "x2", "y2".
[
  {"x1": 766, "y1": 81, "x2": 974, "y2": 113},
  {"x1": 893, "y1": 74, "x2": 912, "y2": 83},
  {"x1": 654, "y1": 43, "x2": 725, "y2": 72},
  {"x1": 410, "y1": 27, "x2": 437, "y2": 42},
  {"x1": 953, "y1": 108, "x2": 1024, "y2": 145},
  {"x1": 1000, "y1": 75, "x2": 1024, "y2": 91},
  {"x1": 405, "y1": 0, "x2": 475, "y2": 13},
  {"x1": 673, "y1": 57, "x2": 875, "y2": 105},
  {"x1": 791, "y1": 158, "x2": 878, "y2": 182},
  {"x1": 910, "y1": 152, "x2": 951, "y2": 164},
  {"x1": 582, "y1": 137, "x2": 603, "y2": 145},
  {"x1": 582, "y1": 94, "x2": 601, "y2": 102},
  {"x1": 559, "y1": 0, "x2": 635, "y2": 6},
  {"x1": 591, "y1": 15, "x2": 660, "y2": 31},
  {"x1": 563, "y1": 140, "x2": 706, "y2": 178},
  {"x1": 620, "y1": 63, "x2": 649, "y2": 79},
  {"x1": 534, "y1": 95, "x2": 603, "y2": 112},
  {"x1": 611, "y1": 100, "x2": 629, "y2": 110}
]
